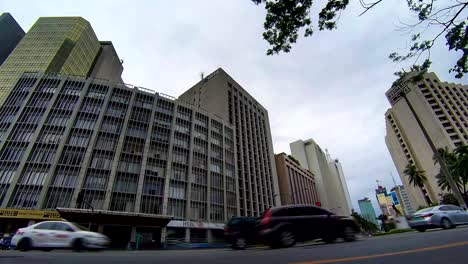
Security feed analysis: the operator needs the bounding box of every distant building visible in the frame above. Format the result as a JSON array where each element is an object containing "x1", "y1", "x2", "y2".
[
  {"x1": 391, "y1": 185, "x2": 415, "y2": 215},
  {"x1": 358, "y1": 198, "x2": 378, "y2": 226},
  {"x1": 290, "y1": 139, "x2": 352, "y2": 215},
  {"x1": 385, "y1": 72, "x2": 468, "y2": 209},
  {"x1": 375, "y1": 185, "x2": 389, "y2": 215},
  {"x1": 274, "y1": 153, "x2": 319, "y2": 205},
  {"x1": 0, "y1": 13, "x2": 25, "y2": 65}
]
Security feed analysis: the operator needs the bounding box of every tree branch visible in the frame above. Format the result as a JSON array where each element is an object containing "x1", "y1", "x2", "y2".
[{"x1": 359, "y1": 0, "x2": 384, "y2": 16}]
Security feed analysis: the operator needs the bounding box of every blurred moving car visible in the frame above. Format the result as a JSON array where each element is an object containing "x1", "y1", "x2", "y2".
[
  {"x1": 257, "y1": 205, "x2": 360, "y2": 248},
  {"x1": 11, "y1": 221, "x2": 110, "y2": 251},
  {"x1": 224, "y1": 217, "x2": 258, "y2": 249},
  {"x1": 408, "y1": 205, "x2": 468, "y2": 232},
  {"x1": 0, "y1": 233, "x2": 13, "y2": 250}
]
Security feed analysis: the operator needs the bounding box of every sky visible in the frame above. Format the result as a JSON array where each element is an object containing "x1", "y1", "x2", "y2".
[{"x1": 2, "y1": 0, "x2": 466, "y2": 214}]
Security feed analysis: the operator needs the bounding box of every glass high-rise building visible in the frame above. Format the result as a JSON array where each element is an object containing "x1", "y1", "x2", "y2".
[
  {"x1": 0, "y1": 17, "x2": 102, "y2": 106},
  {"x1": 358, "y1": 197, "x2": 378, "y2": 227},
  {"x1": 0, "y1": 72, "x2": 236, "y2": 247}
]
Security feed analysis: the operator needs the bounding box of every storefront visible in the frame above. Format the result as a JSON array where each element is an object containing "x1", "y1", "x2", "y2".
[
  {"x1": 0, "y1": 208, "x2": 62, "y2": 234},
  {"x1": 166, "y1": 220, "x2": 225, "y2": 244}
]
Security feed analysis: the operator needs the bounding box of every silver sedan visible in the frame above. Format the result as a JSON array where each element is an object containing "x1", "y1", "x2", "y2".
[{"x1": 408, "y1": 205, "x2": 468, "y2": 232}]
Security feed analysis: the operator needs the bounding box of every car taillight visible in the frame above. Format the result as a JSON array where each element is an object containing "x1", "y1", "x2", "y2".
[
  {"x1": 15, "y1": 229, "x2": 24, "y2": 235},
  {"x1": 422, "y1": 213, "x2": 434, "y2": 218},
  {"x1": 260, "y1": 208, "x2": 272, "y2": 227},
  {"x1": 224, "y1": 226, "x2": 230, "y2": 234}
]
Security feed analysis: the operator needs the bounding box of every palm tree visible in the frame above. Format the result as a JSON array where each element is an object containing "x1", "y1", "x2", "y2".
[{"x1": 404, "y1": 163, "x2": 432, "y2": 204}]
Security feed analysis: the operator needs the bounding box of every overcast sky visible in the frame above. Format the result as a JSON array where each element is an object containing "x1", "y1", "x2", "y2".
[{"x1": 3, "y1": 0, "x2": 466, "y2": 213}]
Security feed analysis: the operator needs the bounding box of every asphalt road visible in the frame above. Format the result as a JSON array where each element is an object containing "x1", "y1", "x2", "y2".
[{"x1": 2, "y1": 227, "x2": 468, "y2": 264}]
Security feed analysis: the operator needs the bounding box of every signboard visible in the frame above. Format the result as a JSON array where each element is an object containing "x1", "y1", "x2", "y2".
[
  {"x1": 390, "y1": 191, "x2": 400, "y2": 205},
  {"x1": 0, "y1": 209, "x2": 61, "y2": 220},
  {"x1": 377, "y1": 194, "x2": 387, "y2": 206},
  {"x1": 167, "y1": 220, "x2": 224, "y2": 230}
]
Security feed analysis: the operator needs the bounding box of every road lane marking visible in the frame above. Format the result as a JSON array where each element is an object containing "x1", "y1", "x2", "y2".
[{"x1": 293, "y1": 241, "x2": 468, "y2": 264}]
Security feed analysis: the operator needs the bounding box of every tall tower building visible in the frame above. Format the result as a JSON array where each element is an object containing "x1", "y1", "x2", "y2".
[
  {"x1": 0, "y1": 13, "x2": 25, "y2": 66},
  {"x1": 0, "y1": 17, "x2": 104, "y2": 105},
  {"x1": 179, "y1": 68, "x2": 279, "y2": 217},
  {"x1": 290, "y1": 139, "x2": 352, "y2": 215},
  {"x1": 385, "y1": 72, "x2": 468, "y2": 210},
  {"x1": 358, "y1": 197, "x2": 378, "y2": 227}
]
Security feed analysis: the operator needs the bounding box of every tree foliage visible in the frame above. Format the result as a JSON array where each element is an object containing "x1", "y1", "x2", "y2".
[
  {"x1": 253, "y1": 0, "x2": 468, "y2": 78},
  {"x1": 403, "y1": 163, "x2": 427, "y2": 188},
  {"x1": 433, "y1": 146, "x2": 468, "y2": 198},
  {"x1": 351, "y1": 210, "x2": 378, "y2": 233},
  {"x1": 440, "y1": 192, "x2": 460, "y2": 206}
]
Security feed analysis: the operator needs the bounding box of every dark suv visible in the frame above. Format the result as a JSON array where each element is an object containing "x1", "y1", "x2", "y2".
[
  {"x1": 257, "y1": 205, "x2": 360, "y2": 248},
  {"x1": 224, "y1": 217, "x2": 258, "y2": 249}
]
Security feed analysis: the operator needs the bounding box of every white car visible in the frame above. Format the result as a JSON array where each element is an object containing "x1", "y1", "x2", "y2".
[{"x1": 11, "y1": 221, "x2": 110, "y2": 251}]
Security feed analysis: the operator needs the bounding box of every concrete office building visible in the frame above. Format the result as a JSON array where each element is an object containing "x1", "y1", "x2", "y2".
[
  {"x1": 0, "y1": 72, "x2": 237, "y2": 247},
  {"x1": 274, "y1": 153, "x2": 319, "y2": 205},
  {"x1": 290, "y1": 139, "x2": 352, "y2": 216},
  {"x1": 179, "y1": 68, "x2": 279, "y2": 217},
  {"x1": 358, "y1": 197, "x2": 378, "y2": 227},
  {"x1": 391, "y1": 185, "x2": 415, "y2": 215},
  {"x1": 0, "y1": 13, "x2": 25, "y2": 66},
  {"x1": 385, "y1": 72, "x2": 468, "y2": 209},
  {"x1": 0, "y1": 16, "x2": 122, "y2": 106}
]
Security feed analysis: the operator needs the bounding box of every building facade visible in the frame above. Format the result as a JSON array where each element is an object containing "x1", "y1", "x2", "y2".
[
  {"x1": 290, "y1": 139, "x2": 352, "y2": 216},
  {"x1": 0, "y1": 13, "x2": 25, "y2": 66},
  {"x1": 179, "y1": 68, "x2": 279, "y2": 217},
  {"x1": 385, "y1": 72, "x2": 468, "y2": 210},
  {"x1": 358, "y1": 197, "x2": 378, "y2": 227},
  {"x1": 0, "y1": 16, "x2": 120, "y2": 106},
  {"x1": 391, "y1": 185, "x2": 415, "y2": 215},
  {"x1": 274, "y1": 153, "x2": 319, "y2": 205},
  {"x1": 0, "y1": 72, "x2": 237, "y2": 246}
]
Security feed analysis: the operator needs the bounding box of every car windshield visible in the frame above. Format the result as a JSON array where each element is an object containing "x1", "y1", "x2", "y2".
[{"x1": 415, "y1": 207, "x2": 435, "y2": 214}]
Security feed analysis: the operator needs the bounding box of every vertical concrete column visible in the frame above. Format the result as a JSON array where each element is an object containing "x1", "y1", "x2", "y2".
[
  {"x1": 103, "y1": 90, "x2": 137, "y2": 210},
  {"x1": 207, "y1": 229, "x2": 213, "y2": 243},
  {"x1": 161, "y1": 100, "x2": 178, "y2": 215},
  {"x1": 185, "y1": 228, "x2": 190, "y2": 243},
  {"x1": 160, "y1": 227, "x2": 167, "y2": 246},
  {"x1": 130, "y1": 226, "x2": 137, "y2": 243}
]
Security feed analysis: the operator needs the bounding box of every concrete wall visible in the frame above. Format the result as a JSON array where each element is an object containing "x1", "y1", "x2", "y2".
[{"x1": 89, "y1": 41, "x2": 124, "y2": 83}]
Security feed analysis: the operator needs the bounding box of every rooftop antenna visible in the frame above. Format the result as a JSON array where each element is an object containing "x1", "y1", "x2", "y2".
[
  {"x1": 376, "y1": 179, "x2": 381, "y2": 188},
  {"x1": 200, "y1": 72, "x2": 205, "y2": 80}
]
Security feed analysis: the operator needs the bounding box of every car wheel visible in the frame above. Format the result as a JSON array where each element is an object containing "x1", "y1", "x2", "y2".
[
  {"x1": 441, "y1": 218, "x2": 452, "y2": 229},
  {"x1": 233, "y1": 237, "x2": 247, "y2": 250},
  {"x1": 416, "y1": 228, "x2": 426, "y2": 232},
  {"x1": 278, "y1": 229, "x2": 296, "y2": 248},
  {"x1": 73, "y1": 238, "x2": 86, "y2": 252},
  {"x1": 343, "y1": 226, "x2": 356, "y2": 242},
  {"x1": 17, "y1": 238, "x2": 32, "y2": 251}
]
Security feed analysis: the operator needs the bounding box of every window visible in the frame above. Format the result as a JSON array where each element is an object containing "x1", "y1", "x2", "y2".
[
  {"x1": 34, "y1": 222, "x2": 54, "y2": 230},
  {"x1": 169, "y1": 182, "x2": 186, "y2": 199},
  {"x1": 53, "y1": 222, "x2": 75, "y2": 232}
]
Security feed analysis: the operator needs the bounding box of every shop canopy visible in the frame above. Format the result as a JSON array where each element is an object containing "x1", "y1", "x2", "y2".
[{"x1": 56, "y1": 208, "x2": 173, "y2": 228}]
